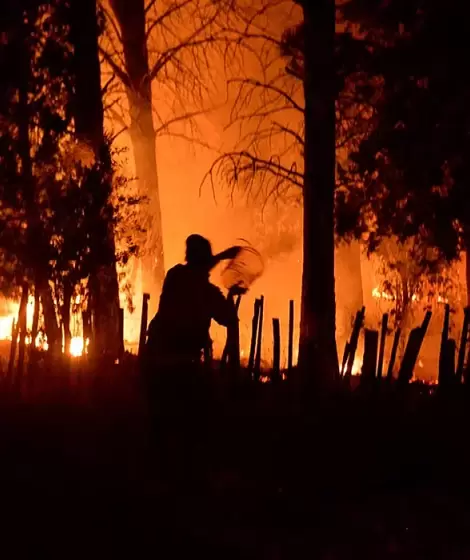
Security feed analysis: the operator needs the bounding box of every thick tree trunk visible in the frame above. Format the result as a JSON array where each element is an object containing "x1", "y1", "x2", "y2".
[
  {"x1": 335, "y1": 240, "x2": 363, "y2": 356},
  {"x1": 297, "y1": 1, "x2": 339, "y2": 384},
  {"x1": 39, "y1": 278, "x2": 62, "y2": 354},
  {"x1": 110, "y1": 0, "x2": 165, "y2": 315},
  {"x1": 69, "y1": 0, "x2": 120, "y2": 357}
]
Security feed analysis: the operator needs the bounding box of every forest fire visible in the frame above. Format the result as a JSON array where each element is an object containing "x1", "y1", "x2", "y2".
[{"x1": 0, "y1": 297, "x2": 89, "y2": 358}]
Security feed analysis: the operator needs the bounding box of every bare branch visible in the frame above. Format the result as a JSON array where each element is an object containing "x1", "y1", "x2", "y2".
[
  {"x1": 272, "y1": 121, "x2": 304, "y2": 146},
  {"x1": 149, "y1": 34, "x2": 217, "y2": 82},
  {"x1": 99, "y1": 2, "x2": 123, "y2": 44},
  {"x1": 110, "y1": 126, "x2": 127, "y2": 143},
  {"x1": 145, "y1": 0, "x2": 193, "y2": 39},
  {"x1": 153, "y1": 108, "x2": 211, "y2": 135},
  {"x1": 107, "y1": 105, "x2": 129, "y2": 133},
  {"x1": 202, "y1": 151, "x2": 304, "y2": 200},
  {"x1": 103, "y1": 98, "x2": 122, "y2": 113},
  {"x1": 99, "y1": 46, "x2": 131, "y2": 89},
  {"x1": 228, "y1": 77, "x2": 304, "y2": 114},
  {"x1": 101, "y1": 74, "x2": 117, "y2": 96}
]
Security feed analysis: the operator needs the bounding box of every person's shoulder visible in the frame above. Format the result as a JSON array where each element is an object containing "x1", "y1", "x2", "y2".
[
  {"x1": 166, "y1": 264, "x2": 185, "y2": 277},
  {"x1": 162, "y1": 264, "x2": 186, "y2": 287}
]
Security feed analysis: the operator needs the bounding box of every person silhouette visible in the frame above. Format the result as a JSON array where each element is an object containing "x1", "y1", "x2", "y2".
[{"x1": 146, "y1": 234, "x2": 244, "y2": 369}]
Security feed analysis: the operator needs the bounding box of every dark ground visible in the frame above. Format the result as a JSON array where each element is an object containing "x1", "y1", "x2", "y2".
[{"x1": 1, "y1": 362, "x2": 470, "y2": 559}]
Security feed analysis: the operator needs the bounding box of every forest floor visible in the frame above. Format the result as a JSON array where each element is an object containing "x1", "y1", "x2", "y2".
[{"x1": 1, "y1": 363, "x2": 470, "y2": 559}]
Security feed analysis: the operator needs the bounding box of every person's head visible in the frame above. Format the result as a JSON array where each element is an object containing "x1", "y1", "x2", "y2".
[{"x1": 185, "y1": 234, "x2": 213, "y2": 268}]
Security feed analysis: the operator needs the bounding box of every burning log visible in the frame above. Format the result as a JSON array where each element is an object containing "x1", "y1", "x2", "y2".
[
  {"x1": 288, "y1": 299, "x2": 294, "y2": 375},
  {"x1": 272, "y1": 318, "x2": 281, "y2": 382},
  {"x1": 138, "y1": 293, "x2": 150, "y2": 359},
  {"x1": 377, "y1": 313, "x2": 389, "y2": 380},
  {"x1": 362, "y1": 329, "x2": 379, "y2": 382},
  {"x1": 254, "y1": 295, "x2": 264, "y2": 381},
  {"x1": 386, "y1": 328, "x2": 401, "y2": 380},
  {"x1": 248, "y1": 298, "x2": 261, "y2": 378},
  {"x1": 456, "y1": 307, "x2": 470, "y2": 383},
  {"x1": 397, "y1": 311, "x2": 432, "y2": 385}
]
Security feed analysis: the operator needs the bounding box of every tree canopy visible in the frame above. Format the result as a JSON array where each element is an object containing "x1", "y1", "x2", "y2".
[{"x1": 337, "y1": 0, "x2": 470, "y2": 265}]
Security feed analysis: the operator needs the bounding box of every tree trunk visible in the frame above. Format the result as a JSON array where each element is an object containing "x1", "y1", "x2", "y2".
[
  {"x1": 335, "y1": 240, "x2": 363, "y2": 356},
  {"x1": 69, "y1": 0, "x2": 120, "y2": 357},
  {"x1": 297, "y1": 1, "x2": 339, "y2": 384},
  {"x1": 466, "y1": 249, "x2": 470, "y2": 307},
  {"x1": 39, "y1": 278, "x2": 62, "y2": 354},
  {"x1": 16, "y1": 283, "x2": 29, "y2": 384},
  {"x1": 110, "y1": 0, "x2": 165, "y2": 315},
  {"x1": 62, "y1": 283, "x2": 72, "y2": 354}
]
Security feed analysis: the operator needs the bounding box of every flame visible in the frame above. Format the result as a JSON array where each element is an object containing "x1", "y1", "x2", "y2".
[
  {"x1": 351, "y1": 356, "x2": 362, "y2": 376},
  {"x1": 0, "y1": 296, "x2": 86, "y2": 357},
  {"x1": 372, "y1": 287, "x2": 395, "y2": 301},
  {"x1": 70, "y1": 336, "x2": 86, "y2": 357},
  {"x1": 0, "y1": 315, "x2": 14, "y2": 340}
]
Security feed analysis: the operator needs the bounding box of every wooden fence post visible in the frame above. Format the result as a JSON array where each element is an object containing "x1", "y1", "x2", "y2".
[
  {"x1": 362, "y1": 329, "x2": 379, "y2": 383},
  {"x1": 438, "y1": 304, "x2": 450, "y2": 387},
  {"x1": 254, "y1": 295, "x2": 264, "y2": 381},
  {"x1": 287, "y1": 300, "x2": 294, "y2": 375},
  {"x1": 118, "y1": 308, "x2": 124, "y2": 362},
  {"x1": 377, "y1": 313, "x2": 389, "y2": 380},
  {"x1": 456, "y1": 307, "x2": 470, "y2": 383},
  {"x1": 398, "y1": 311, "x2": 432, "y2": 385},
  {"x1": 386, "y1": 328, "x2": 401, "y2": 380},
  {"x1": 7, "y1": 318, "x2": 18, "y2": 383},
  {"x1": 272, "y1": 318, "x2": 281, "y2": 383},
  {"x1": 224, "y1": 295, "x2": 242, "y2": 374},
  {"x1": 138, "y1": 293, "x2": 150, "y2": 359},
  {"x1": 345, "y1": 307, "x2": 365, "y2": 379},
  {"x1": 248, "y1": 299, "x2": 261, "y2": 378}
]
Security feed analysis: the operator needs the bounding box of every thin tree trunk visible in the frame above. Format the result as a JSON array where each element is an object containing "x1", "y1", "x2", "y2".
[
  {"x1": 298, "y1": 1, "x2": 339, "y2": 384},
  {"x1": 110, "y1": 0, "x2": 165, "y2": 316},
  {"x1": 62, "y1": 283, "x2": 72, "y2": 354},
  {"x1": 69, "y1": 0, "x2": 120, "y2": 357},
  {"x1": 28, "y1": 286, "x2": 41, "y2": 373},
  {"x1": 466, "y1": 249, "x2": 470, "y2": 307},
  {"x1": 16, "y1": 283, "x2": 29, "y2": 384},
  {"x1": 336, "y1": 240, "x2": 363, "y2": 360},
  {"x1": 31, "y1": 287, "x2": 40, "y2": 344}
]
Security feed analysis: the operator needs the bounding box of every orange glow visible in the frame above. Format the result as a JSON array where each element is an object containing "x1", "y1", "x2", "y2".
[
  {"x1": 0, "y1": 296, "x2": 86, "y2": 357},
  {"x1": 351, "y1": 357, "x2": 362, "y2": 376},
  {"x1": 372, "y1": 287, "x2": 394, "y2": 301},
  {"x1": 69, "y1": 336, "x2": 89, "y2": 357}
]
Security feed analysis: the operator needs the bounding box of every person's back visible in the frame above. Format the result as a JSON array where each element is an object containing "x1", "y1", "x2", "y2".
[
  {"x1": 146, "y1": 235, "x2": 241, "y2": 368},
  {"x1": 151, "y1": 263, "x2": 235, "y2": 363}
]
